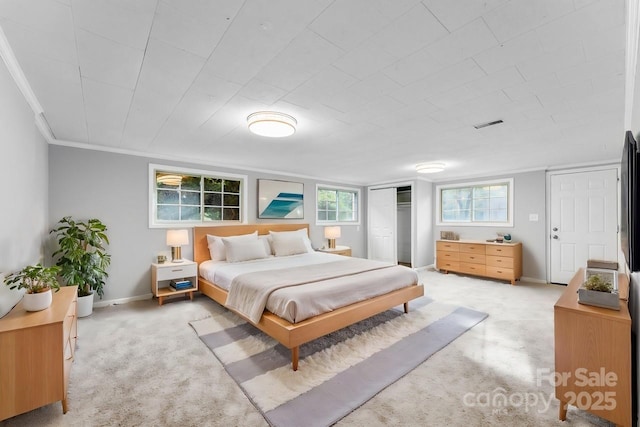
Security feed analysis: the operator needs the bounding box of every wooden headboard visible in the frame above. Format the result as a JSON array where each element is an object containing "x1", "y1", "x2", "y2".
[{"x1": 193, "y1": 223, "x2": 310, "y2": 265}]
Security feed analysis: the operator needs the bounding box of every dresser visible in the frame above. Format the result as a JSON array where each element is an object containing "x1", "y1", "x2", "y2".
[
  {"x1": 0, "y1": 286, "x2": 78, "y2": 420},
  {"x1": 436, "y1": 240, "x2": 523, "y2": 285},
  {"x1": 554, "y1": 269, "x2": 631, "y2": 426}
]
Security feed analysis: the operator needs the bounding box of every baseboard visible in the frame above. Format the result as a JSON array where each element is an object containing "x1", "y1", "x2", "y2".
[
  {"x1": 93, "y1": 293, "x2": 154, "y2": 308},
  {"x1": 520, "y1": 276, "x2": 548, "y2": 284}
]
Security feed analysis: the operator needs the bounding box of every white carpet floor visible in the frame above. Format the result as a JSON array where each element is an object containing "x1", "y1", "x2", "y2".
[{"x1": 0, "y1": 269, "x2": 617, "y2": 426}]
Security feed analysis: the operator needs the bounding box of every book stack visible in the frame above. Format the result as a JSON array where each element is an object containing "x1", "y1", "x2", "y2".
[{"x1": 170, "y1": 279, "x2": 192, "y2": 291}]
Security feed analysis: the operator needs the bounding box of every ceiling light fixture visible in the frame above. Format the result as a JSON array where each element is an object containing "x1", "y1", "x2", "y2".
[
  {"x1": 247, "y1": 111, "x2": 297, "y2": 137},
  {"x1": 416, "y1": 163, "x2": 445, "y2": 174}
]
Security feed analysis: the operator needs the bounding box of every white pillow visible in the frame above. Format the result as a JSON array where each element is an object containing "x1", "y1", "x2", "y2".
[
  {"x1": 269, "y1": 229, "x2": 313, "y2": 253},
  {"x1": 258, "y1": 235, "x2": 273, "y2": 255},
  {"x1": 206, "y1": 231, "x2": 258, "y2": 261},
  {"x1": 222, "y1": 238, "x2": 269, "y2": 263}
]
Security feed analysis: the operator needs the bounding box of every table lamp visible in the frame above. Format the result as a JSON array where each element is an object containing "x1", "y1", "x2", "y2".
[
  {"x1": 166, "y1": 229, "x2": 189, "y2": 263},
  {"x1": 324, "y1": 226, "x2": 341, "y2": 249}
]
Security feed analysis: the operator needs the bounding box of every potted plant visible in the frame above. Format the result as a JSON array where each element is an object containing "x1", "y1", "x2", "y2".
[
  {"x1": 50, "y1": 216, "x2": 111, "y2": 317},
  {"x1": 4, "y1": 264, "x2": 61, "y2": 311},
  {"x1": 577, "y1": 270, "x2": 619, "y2": 310}
]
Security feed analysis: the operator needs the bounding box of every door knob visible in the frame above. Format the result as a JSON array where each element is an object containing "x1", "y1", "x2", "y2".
[
  {"x1": 552, "y1": 235, "x2": 558, "y2": 239},
  {"x1": 552, "y1": 227, "x2": 558, "y2": 231}
]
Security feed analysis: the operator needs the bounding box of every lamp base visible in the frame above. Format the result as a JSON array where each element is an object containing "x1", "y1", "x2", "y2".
[
  {"x1": 171, "y1": 246, "x2": 184, "y2": 263},
  {"x1": 328, "y1": 239, "x2": 336, "y2": 249}
]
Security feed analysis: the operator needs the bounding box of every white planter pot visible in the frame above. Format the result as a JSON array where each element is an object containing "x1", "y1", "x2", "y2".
[
  {"x1": 23, "y1": 289, "x2": 52, "y2": 312},
  {"x1": 77, "y1": 293, "x2": 94, "y2": 317}
]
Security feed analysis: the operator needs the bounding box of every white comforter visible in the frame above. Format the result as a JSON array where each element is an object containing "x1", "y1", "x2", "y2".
[{"x1": 199, "y1": 253, "x2": 419, "y2": 324}]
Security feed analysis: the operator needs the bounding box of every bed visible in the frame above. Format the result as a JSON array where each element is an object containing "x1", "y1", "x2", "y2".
[{"x1": 193, "y1": 224, "x2": 424, "y2": 371}]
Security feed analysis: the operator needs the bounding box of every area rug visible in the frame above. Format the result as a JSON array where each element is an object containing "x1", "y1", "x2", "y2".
[{"x1": 190, "y1": 297, "x2": 487, "y2": 427}]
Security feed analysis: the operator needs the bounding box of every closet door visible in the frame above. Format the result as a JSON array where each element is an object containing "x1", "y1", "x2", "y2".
[{"x1": 368, "y1": 187, "x2": 397, "y2": 263}]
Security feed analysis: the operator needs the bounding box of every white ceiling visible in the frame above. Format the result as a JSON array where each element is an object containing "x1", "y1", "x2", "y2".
[{"x1": 0, "y1": 0, "x2": 627, "y2": 184}]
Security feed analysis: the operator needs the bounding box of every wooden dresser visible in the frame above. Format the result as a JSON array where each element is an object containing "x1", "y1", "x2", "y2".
[
  {"x1": 0, "y1": 286, "x2": 78, "y2": 421},
  {"x1": 554, "y1": 269, "x2": 631, "y2": 426},
  {"x1": 436, "y1": 240, "x2": 523, "y2": 285}
]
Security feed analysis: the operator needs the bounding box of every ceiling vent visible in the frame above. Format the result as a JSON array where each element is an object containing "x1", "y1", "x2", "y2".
[{"x1": 473, "y1": 119, "x2": 503, "y2": 129}]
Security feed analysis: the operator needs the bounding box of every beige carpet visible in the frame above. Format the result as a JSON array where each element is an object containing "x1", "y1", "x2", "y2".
[{"x1": 0, "y1": 269, "x2": 616, "y2": 426}]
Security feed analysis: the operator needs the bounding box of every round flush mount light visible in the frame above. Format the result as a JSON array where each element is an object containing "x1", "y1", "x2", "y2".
[
  {"x1": 247, "y1": 111, "x2": 297, "y2": 138},
  {"x1": 416, "y1": 162, "x2": 445, "y2": 174}
]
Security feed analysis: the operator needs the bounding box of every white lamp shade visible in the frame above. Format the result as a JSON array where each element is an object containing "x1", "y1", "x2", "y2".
[
  {"x1": 166, "y1": 229, "x2": 189, "y2": 246},
  {"x1": 324, "y1": 226, "x2": 341, "y2": 239}
]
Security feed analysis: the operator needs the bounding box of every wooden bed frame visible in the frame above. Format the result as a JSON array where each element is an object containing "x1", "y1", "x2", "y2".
[{"x1": 193, "y1": 224, "x2": 424, "y2": 371}]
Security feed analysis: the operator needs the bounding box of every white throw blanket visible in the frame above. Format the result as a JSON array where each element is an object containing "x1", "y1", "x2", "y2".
[{"x1": 224, "y1": 258, "x2": 397, "y2": 323}]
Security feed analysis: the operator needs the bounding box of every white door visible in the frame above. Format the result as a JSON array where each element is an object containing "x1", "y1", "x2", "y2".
[
  {"x1": 549, "y1": 168, "x2": 618, "y2": 284},
  {"x1": 368, "y1": 187, "x2": 397, "y2": 263}
]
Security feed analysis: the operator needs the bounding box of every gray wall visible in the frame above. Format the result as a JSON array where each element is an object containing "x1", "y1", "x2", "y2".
[
  {"x1": 0, "y1": 57, "x2": 48, "y2": 276},
  {"x1": 48, "y1": 145, "x2": 366, "y2": 303},
  {"x1": 432, "y1": 170, "x2": 547, "y2": 281}
]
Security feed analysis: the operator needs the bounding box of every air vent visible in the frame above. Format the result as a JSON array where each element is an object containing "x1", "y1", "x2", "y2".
[{"x1": 474, "y1": 119, "x2": 503, "y2": 129}]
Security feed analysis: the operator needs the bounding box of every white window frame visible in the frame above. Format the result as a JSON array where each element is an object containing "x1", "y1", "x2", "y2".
[
  {"x1": 315, "y1": 184, "x2": 361, "y2": 226},
  {"x1": 149, "y1": 163, "x2": 248, "y2": 228},
  {"x1": 436, "y1": 178, "x2": 514, "y2": 227}
]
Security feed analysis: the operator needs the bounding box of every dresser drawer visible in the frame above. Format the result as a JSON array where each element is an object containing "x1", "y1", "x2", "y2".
[
  {"x1": 459, "y1": 253, "x2": 485, "y2": 264},
  {"x1": 486, "y1": 266, "x2": 515, "y2": 281},
  {"x1": 486, "y1": 245, "x2": 515, "y2": 257},
  {"x1": 436, "y1": 241, "x2": 459, "y2": 252},
  {"x1": 459, "y1": 243, "x2": 486, "y2": 254},
  {"x1": 156, "y1": 263, "x2": 197, "y2": 281},
  {"x1": 438, "y1": 251, "x2": 460, "y2": 261},
  {"x1": 437, "y1": 259, "x2": 460, "y2": 271},
  {"x1": 459, "y1": 263, "x2": 486, "y2": 276},
  {"x1": 486, "y1": 255, "x2": 515, "y2": 269}
]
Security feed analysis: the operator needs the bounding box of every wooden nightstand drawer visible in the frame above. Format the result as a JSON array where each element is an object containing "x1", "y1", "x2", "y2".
[{"x1": 156, "y1": 263, "x2": 197, "y2": 281}]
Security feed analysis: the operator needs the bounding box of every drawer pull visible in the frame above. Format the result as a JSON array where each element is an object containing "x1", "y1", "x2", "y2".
[{"x1": 171, "y1": 269, "x2": 184, "y2": 272}]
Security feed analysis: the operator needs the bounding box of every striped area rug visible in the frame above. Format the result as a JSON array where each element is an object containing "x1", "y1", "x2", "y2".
[{"x1": 190, "y1": 297, "x2": 487, "y2": 427}]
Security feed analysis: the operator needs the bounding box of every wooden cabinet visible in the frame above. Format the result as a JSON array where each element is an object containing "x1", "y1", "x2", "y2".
[
  {"x1": 317, "y1": 245, "x2": 352, "y2": 256},
  {"x1": 0, "y1": 286, "x2": 78, "y2": 421},
  {"x1": 151, "y1": 260, "x2": 198, "y2": 305},
  {"x1": 554, "y1": 269, "x2": 631, "y2": 426},
  {"x1": 436, "y1": 240, "x2": 522, "y2": 285}
]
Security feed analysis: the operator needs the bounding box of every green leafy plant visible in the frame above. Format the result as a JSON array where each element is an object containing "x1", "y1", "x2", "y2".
[
  {"x1": 50, "y1": 216, "x2": 111, "y2": 298},
  {"x1": 4, "y1": 264, "x2": 61, "y2": 294},
  {"x1": 583, "y1": 274, "x2": 613, "y2": 293}
]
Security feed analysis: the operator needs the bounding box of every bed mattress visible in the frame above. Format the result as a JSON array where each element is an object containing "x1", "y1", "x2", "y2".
[{"x1": 199, "y1": 253, "x2": 419, "y2": 323}]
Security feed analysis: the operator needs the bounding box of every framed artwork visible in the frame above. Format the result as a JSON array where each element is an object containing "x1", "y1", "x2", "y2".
[{"x1": 258, "y1": 179, "x2": 304, "y2": 219}]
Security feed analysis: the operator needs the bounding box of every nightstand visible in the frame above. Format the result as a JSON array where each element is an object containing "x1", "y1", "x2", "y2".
[
  {"x1": 317, "y1": 245, "x2": 352, "y2": 256},
  {"x1": 151, "y1": 260, "x2": 198, "y2": 305}
]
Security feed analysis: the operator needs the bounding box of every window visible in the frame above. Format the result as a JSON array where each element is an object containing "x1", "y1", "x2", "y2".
[
  {"x1": 436, "y1": 178, "x2": 513, "y2": 227},
  {"x1": 149, "y1": 164, "x2": 247, "y2": 227},
  {"x1": 316, "y1": 185, "x2": 360, "y2": 225}
]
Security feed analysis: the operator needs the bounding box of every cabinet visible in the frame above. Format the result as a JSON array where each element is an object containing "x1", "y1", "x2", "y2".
[
  {"x1": 0, "y1": 286, "x2": 78, "y2": 421},
  {"x1": 151, "y1": 260, "x2": 198, "y2": 305},
  {"x1": 436, "y1": 240, "x2": 522, "y2": 285},
  {"x1": 554, "y1": 269, "x2": 631, "y2": 426},
  {"x1": 317, "y1": 245, "x2": 352, "y2": 256}
]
